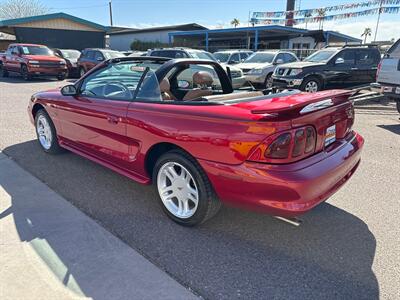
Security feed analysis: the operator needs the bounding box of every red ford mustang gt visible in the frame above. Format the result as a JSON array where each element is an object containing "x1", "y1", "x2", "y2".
[{"x1": 28, "y1": 57, "x2": 364, "y2": 226}]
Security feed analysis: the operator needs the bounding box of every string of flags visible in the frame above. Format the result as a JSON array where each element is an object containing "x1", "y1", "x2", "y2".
[
  {"x1": 251, "y1": 2, "x2": 400, "y2": 25},
  {"x1": 252, "y1": 0, "x2": 400, "y2": 18}
]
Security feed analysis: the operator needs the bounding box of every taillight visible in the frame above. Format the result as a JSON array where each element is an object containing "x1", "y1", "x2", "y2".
[
  {"x1": 265, "y1": 133, "x2": 291, "y2": 159},
  {"x1": 376, "y1": 61, "x2": 382, "y2": 81},
  {"x1": 248, "y1": 126, "x2": 316, "y2": 164}
]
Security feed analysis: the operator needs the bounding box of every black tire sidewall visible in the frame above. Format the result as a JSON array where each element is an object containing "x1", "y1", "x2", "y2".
[
  {"x1": 34, "y1": 110, "x2": 62, "y2": 154},
  {"x1": 301, "y1": 76, "x2": 322, "y2": 92},
  {"x1": 21, "y1": 65, "x2": 31, "y2": 81},
  {"x1": 264, "y1": 73, "x2": 273, "y2": 88},
  {"x1": 153, "y1": 151, "x2": 213, "y2": 226}
]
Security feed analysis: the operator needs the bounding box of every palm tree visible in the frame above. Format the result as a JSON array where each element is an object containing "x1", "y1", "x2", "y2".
[
  {"x1": 231, "y1": 18, "x2": 240, "y2": 28},
  {"x1": 361, "y1": 27, "x2": 372, "y2": 44}
]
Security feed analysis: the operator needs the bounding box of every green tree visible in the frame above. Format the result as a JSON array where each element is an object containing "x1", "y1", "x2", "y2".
[
  {"x1": 361, "y1": 28, "x2": 372, "y2": 44},
  {"x1": 230, "y1": 18, "x2": 240, "y2": 28}
]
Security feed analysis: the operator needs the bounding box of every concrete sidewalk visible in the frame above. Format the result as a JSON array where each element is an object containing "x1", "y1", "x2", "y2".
[{"x1": 0, "y1": 152, "x2": 198, "y2": 300}]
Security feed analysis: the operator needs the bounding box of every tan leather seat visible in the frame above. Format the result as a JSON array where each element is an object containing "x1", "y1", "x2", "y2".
[
  {"x1": 183, "y1": 71, "x2": 214, "y2": 101},
  {"x1": 160, "y1": 78, "x2": 176, "y2": 101}
]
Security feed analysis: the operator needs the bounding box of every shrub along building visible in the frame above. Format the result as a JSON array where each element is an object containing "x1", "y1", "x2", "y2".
[{"x1": 0, "y1": 13, "x2": 107, "y2": 50}]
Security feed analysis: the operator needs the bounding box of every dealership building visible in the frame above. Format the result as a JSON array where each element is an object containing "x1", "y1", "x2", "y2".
[
  {"x1": 168, "y1": 25, "x2": 362, "y2": 54},
  {"x1": 0, "y1": 13, "x2": 107, "y2": 50}
]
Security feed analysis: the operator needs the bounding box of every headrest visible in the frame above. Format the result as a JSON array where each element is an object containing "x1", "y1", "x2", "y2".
[
  {"x1": 193, "y1": 71, "x2": 213, "y2": 86},
  {"x1": 159, "y1": 78, "x2": 170, "y2": 93}
]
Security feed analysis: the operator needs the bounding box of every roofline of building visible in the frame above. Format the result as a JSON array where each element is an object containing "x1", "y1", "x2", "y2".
[
  {"x1": 169, "y1": 25, "x2": 310, "y2": 37},
  {"x1": 325, "y1": 31, "x2": 362, "y2": 43},
  {"x1": 0, "y1": 12, "x2": 106, "y2": 31},
  {"x1": 109, "y1": 23, "x2": 208, "y2": 35}
]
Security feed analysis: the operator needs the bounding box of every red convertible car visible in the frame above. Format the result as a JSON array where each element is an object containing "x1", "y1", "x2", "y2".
[{"x1": 28, "y1": 57, "x2": 364, "y2": 226}]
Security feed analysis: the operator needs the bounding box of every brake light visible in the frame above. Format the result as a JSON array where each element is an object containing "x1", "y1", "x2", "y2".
[
  {"x1": 248, "y1": 126, "x2": 316, "y2": 164},
  {"x1": 376, "y1": 61, "x2": 382, "y2": 81},
  {"x1": 265, "y1": 133, "x2": 291, "y2": 159}
]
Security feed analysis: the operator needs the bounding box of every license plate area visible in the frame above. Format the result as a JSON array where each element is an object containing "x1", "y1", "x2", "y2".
[{"x1": 325, "y1": 125, "x2": 336, "y2": 147}]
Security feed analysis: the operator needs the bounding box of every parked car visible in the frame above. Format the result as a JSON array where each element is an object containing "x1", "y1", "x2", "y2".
[
  {"x1": 28, "y1": 56, "x2": 364, "y2": 226},
  {"x1": 129, "y1": 51, "x2": 146, "y2": 57},
  {"x1": 1, "y1": 43, "x2": 67, "y2": 81},
  {"x1": 376, "y1": 39, "x2": 400, "y2": 113},
  {"x1": 236, "y1": 50, "x2": 299, "y2": 89},
  {"x1": 53, "y1": 49, "x2": 81, "y2": 78},
  {"x1": 213, "y1": 50, "x2": 253, "y2": 65},
  {"x1": 272, "y1": 45, "x2": 381, "y2": 92},
  {"x1": 147, "y1": 47, "x2": 247, "y2": 89},
  {"x1": 77, "y1": 48, "x2": 125, "y2": 77}
]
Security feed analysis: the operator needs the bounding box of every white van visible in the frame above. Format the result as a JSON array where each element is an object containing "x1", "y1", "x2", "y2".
[{"x1": 377, "y1": 39, "x2": 400, "y2": 113}]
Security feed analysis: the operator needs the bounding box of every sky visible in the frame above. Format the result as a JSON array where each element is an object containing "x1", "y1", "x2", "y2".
[{"x1": 26, "y1": 0, "x2": 400, "y2": 41}]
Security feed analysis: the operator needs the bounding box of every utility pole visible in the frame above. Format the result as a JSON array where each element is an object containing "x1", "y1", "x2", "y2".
[
  {"x1": 373, "y1": 0, "x2": 383, "y2": 42},
  {"x1": 109, "y1": 0, "x2": 113, "y2": 26}
]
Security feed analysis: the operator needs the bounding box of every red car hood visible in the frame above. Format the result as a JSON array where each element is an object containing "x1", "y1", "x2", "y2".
[{"x1": 23, "y1": 55, "x2": 64, "y2": 62}]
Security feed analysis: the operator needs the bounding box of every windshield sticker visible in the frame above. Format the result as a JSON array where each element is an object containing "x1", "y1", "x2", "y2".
[{"x1": 130, "y1": 66, "x2": 145, "y2": 72}]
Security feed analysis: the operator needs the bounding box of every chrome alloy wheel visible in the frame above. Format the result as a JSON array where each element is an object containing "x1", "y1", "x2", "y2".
[
  {"x1": 36, "y1": 115, "x2": 52, "y2": 150},
  {"x1": 304, "y1": 80, "x2": 319, "y2": 93},
  {"x1": 157, "y1": 162, "x2": 199, "y2": 219}
]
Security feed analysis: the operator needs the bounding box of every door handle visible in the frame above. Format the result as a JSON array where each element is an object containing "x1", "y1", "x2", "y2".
[{"x1": 107, "y1": 115, "x2": 119, "y2": 124}]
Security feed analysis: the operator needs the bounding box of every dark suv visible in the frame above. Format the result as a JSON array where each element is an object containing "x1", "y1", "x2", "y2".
[
  {"x1": 272, "y1": 45, "x2": 381, "y2": 92},
  {"x1": 77, "y1": 48, "x2": 124, "y2": 77}
]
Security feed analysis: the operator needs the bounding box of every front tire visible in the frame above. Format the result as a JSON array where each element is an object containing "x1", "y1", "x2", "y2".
[
  {"x1": 34, "y1": 110, "x2": 64, "y2": 154},
  {"x1": 153, "y1": 150, "x2": 221, "y2": 226},
  {"x1": 21, "y1": 64, "x2": 32, "y2": 81},
  {"x1": 57, "y1": 73, "x2": 66, "y2": 81},
  {"x1": 264, "y1": 73, "x2": 273, "y2": 89},
  {"x1": 1, "y1": 67, "x2": 9, "y2": 77},
  {"x1": 301, "y1": 76, "x2": 322, "y2": 93}
]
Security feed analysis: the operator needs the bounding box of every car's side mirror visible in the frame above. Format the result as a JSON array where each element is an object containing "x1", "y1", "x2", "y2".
[
  {"x1": 335, "y1": 57, "x2": 344, "y2": 65},
  {"x1": 61, "y1": 84, "x2": 78, "y2": 96},
  {"x1": 275, "y1": 58, "x2": 284, "y2": 65},
  {"x1": 12, "y1": 51, "x2": 20, "y2": 56}
]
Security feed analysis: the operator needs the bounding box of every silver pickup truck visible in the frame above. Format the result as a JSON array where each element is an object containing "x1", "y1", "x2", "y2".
[{"x1": 377, "y1": 39, "x2": 400, "y2": 113}]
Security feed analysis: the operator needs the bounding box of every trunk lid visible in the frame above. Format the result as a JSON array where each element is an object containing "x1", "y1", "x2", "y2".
[{"x1": 234, "y1": 90, "x2": 355, "y2": 152}]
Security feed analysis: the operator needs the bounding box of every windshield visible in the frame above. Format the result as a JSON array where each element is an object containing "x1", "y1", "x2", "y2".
[
  {"x1": 103, "y1": 51, "x2": 125, "y2": 59},
  {"x1": 20, "y1": 46, "x2": 53, "y2": 56},
  {"x1": 214, "y1": 52, "x2": 230, "y2": 63},
  {"x1": 60, "y1": 50, "x2": 81, "y2": 59},
  {"x1": 187, "y1": 50, "x2": 217, "y2": 61},
  {"x1": 244, "y1": 52, "x2": 275, "y2": 63},
  {"x1": 304, "y1": 50, "x2": 337, "y2": 62}
]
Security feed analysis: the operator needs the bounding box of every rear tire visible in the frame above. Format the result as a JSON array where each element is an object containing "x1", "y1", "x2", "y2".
[
  {"x1": 21, "y1": 65, "x2": 32, "y2": 81},
  {"x1": 153, "y1": 150, "x2": 221, "y2": 226},
  {"x1": 34, "y1": 110, "x2": 64, "y2": 154},
  {"x1": 301, "y1": 76, "x2": 322, "y2": 93}
]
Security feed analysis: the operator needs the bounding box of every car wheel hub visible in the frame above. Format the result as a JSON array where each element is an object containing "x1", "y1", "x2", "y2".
[
  {"x1": 305, "y1": 81, "x2": 318, "y2": 93},
  {"x1": 36, "y1": 115, "x2": 52, "y2": 150},
  {"x1": 157, "y1": 162, "x2": 199, "y2": 219}
]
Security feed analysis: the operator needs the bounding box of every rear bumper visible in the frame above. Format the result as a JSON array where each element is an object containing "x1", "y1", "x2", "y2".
[
  {"x1": 199, "y1": 131, "x2": 364, "y2": 217},
  {"x1": 379, "y1": 83, "x2": 400, "y2": 99}
]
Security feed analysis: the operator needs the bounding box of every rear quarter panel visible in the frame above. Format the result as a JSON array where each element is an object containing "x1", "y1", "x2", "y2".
[{"x1": 125, "y1": 102, "x2": 291, "y2": 176}]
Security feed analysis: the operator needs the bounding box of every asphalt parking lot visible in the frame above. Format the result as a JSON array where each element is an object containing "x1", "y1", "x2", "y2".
[{"x1": 0, "y1": 76, "x2": 399, "y2": 299}]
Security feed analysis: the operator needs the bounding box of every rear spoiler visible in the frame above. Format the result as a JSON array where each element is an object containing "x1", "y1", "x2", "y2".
[{"x1": 250, "y1": 90, "x2": 353, "y2": 115}]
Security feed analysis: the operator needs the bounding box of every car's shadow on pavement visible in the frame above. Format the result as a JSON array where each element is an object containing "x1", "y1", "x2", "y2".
[
  {"x1": 2, "y1": 140, "x2": 379, "y2": 300},
  {"x1": 377, "y1": 124, "x2": 400, "y2": 135}
]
